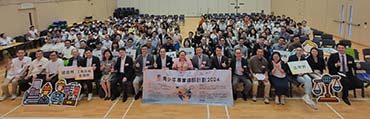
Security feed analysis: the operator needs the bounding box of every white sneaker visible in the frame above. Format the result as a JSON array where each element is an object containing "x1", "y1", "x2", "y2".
[
  {"x1": 275, "y1": 96, "x2": 280, "y2": 104},
  {"x1": 302, "y1": 95, "x2": 318, "y2": 110},
  {"x1": 87, "y1": 93, "x2": 93, "y2": 101},
  {"x1": 252, "y1": 96, "x2": 257, "y2": 102},
  {"x1": 280, "y1": 96, "x2": 285, "y2": 105},
  {"x1": 0, "y1": 95, "x2": 8, "y2": 101},
  {"x1": 264, "y1": 98, "x2": 270, "y2": 104},
  {"x1": 79, "y1": 94, "x2": 85, "y2": 101},
  {"x1": 10, "y1": 95, "x2": 17, "y2": 100}
]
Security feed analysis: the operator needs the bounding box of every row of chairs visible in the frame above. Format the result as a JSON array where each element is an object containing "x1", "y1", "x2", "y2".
[
  {"x1": 114, "y1": 7, "x2": 140, "y2": 19},
  {"x1": 203, "y1": 12, "x2": 262, "y2": 19},
  {"x1": 122, "y1": 14, "x2": 185, "y2": 24}
]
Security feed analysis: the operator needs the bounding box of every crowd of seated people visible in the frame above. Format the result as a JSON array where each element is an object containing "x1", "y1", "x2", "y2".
[{"x1": 0, "y1": 13, "x2": 362, "y2": 110}]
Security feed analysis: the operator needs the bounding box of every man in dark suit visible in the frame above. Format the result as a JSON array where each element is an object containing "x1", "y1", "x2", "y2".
[
  {"x1": 328, "y1": 43, "x2": 361, "y2": 105},
  {"x1": 230, "y1": 48, "x2": 252, "y2": 101},
  {"x1": 192, "y1": 47, "x2": 211, "y2": 70},
  {"x1": 154, "y1": 48, "x2": 173, "y2": 69},
  {"x1": 211, "y1": 46, "x2": 229, "y2": 69},
  {"x1": 133, "y1": 45, "x2": 155, "y2": 100},
  {"x1": 111, "y1": 48, "x2": 134, "y2": 102},
  {"x1": 67, "y1": 49, "x2": 83, "y2": 66},
  {"x1": 65, "y1": 49, "x2": 83, "y2": 83},
  {"x1": 79, "y1": 49, "x2": 101, "y2": 101}
]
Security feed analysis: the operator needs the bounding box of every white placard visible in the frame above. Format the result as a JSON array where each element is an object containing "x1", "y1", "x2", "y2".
[
  {"x1": 273, "y1": 50, "x2": 291, "y2": 62},
  {"x1": 126, "y1": 49, "x2": 137, "y2": 59},
  {"x1": 166, "y1": 51, "x2": 177, "y2": 59},
  {"x1": 255, "y1": 73, "x2": 266, "y2": 80},
  {"x1": 179, "y1": 48, "x2": 195, "y2": 59},
  {"x1": 287, "y1": 60, "x2": 313, "y2": 75}
]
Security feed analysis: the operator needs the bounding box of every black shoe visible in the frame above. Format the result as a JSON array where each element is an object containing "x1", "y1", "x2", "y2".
[
  {"x1": 342, "y1": 98, "x2": 351, "y2": 105},
  {"x1": 111, "y1": 96, "x2": 117, "y2": 101},
  {"x1": 134, "y1": 91, "x2": 142, "y2": 100},
  {"x1": 242, "y1": 93, "x2": 247, "y2": 101},
  {"x1": 104, "y1": 97, "x2": 110, "y2": 100},
  {"x1": 122, "y1": 95, "x2": 128, "y2": 102},
  {"x1": 233, "y1": 93, "x2": 237, "y2": 101}
]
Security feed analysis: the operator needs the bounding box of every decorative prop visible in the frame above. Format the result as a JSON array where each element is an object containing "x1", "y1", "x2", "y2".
[{"x1": 312, "y1": 74, "x2": 343, "y2": 103}]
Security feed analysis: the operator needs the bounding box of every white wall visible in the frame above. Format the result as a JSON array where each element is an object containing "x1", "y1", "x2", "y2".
[{"x1": 117, "y1": 0, "x2": 271, "y2": 16}]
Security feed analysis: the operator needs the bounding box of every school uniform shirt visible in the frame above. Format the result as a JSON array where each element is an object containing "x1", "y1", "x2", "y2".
[
  {"x1": 46, "y1": 58, "x2": 64, "y2": 74},
  {"x1": 62, "y1": 46, "x2": 76, "y2": 59},
  {"x1": 40, "y1": 43, "x2": 54, "y2": 52},
  {"x1": 30, "y1": 57, "x2": 49, "y2": 75},
  {"x1": 0, "y1": 37, "x2": 12, "y2": 46},
  {"x1": 5, "y1": 57, "x2": 31, "y2": 80},
  {"x1": 28, "y1": 29, "x2": 38, "y2": 40}
]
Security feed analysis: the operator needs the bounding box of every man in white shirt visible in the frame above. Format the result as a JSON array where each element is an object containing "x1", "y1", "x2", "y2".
[
  {"x1": 18, "y1": 50, "x2": 48, "y2": 92},
  {"x1": 93, "y1": 42, "x2": 103, "y2": 60},
  {"x1": 27, "y1": 26, "x2": 39, "y2": 41},
  {"x1": 0, "y1": 33, "x2": 12, "y2": 46},
  {"x1": 302, "y1": 20, "x2": 311, "y2": 36},
  {"x1": 45, "y1": 51, "x2": 64, "y2": 86},
  {"x1": 102, "y1": 35, "x2": 112, "y2": 50},
  {"x1": 62, "y1": 40, "x2": 76, "y2": 59},
  {"x1": 1, "y1": 50, "x2": 32, "y2": 101},
  {"x1": 25, "y1": 50, "x2": 48, "y2": 80},
  {"x1": 40, "y1": 37, "x2": 54, "y2": 52}
]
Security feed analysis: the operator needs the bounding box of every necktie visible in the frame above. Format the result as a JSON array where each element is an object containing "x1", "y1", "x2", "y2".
[
  {"x1": 218, "y1": 57, "x2": 221, "y2": 66},
  {"x1": 341, "y1": 55, "x2": 346, "y2": 72}
]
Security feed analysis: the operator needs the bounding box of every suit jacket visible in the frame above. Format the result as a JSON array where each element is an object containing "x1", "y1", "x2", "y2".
[
  {"x1": 135, "y1": 54, "x2": 155, "y2": 75},
  {"x1": 114, "y1": 56, "x2": 134, "y2": 80},
  {"x1": 327, "y1": 53, "x2": 356, "y2": 77},
  {"x1": 210, "y1": 55, "x2": 229, "y2": 69},
  {"x1": 217, "y1": 45, "x2": 232, "y2": 58},
  {"x1": 67, "y1": 56, "x2": 83, "y2": 66},
  {"x1": 80, "y1": 56, "x2": 101, "y2": 78},
  {"x1": 191, "y1": 54, "x2": 211, "y2": 69},
  {"x1": 155, "y1": 55, "x2": 173, "y2": 69},
  {"x1": 230, "y1": 57, "x2": 250, "y2": 78}
]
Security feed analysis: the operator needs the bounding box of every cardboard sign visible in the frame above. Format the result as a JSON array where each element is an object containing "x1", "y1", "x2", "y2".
[
  {"x1": 312, "y1": 74, "x2": 342, "y2": 103},
  {"x1": 59, "y1": 66, "x2": 94, "y2": 80},
  {"x1": 75, "y1": 67, "x2": 94, "y2": 80},
  {"x1": 287, "y1": 60, "x2": 313, "y2": 75},
  {"x1": 166, "y1": 51, "x2": 177, "y2": 59},
  {"x1": 50, "y1": 79, "x2": 66, "y2": 105},
  {"x1": 126, "y1": 49, "x2": 137, "y2": 59},
  {"x1": 273, "y1": 50, "x2": 291, "y2": 62},
  {"x1": 59, "y1": 67, "x2": 76, "y2": 79},
  {"x1": 23, "y1": 79, "x2": 44, "y2": 105},
  {"x1": 179, "y1": 48, "x2": 195, "y2": 59},
  {"x1": 62, "y1": 82, "x2": 82, "y2": 106}
]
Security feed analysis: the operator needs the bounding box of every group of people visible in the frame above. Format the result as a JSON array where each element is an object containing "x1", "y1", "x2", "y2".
[{"x1": 0, "y1": 13, "x2": 362, "y2": 110}]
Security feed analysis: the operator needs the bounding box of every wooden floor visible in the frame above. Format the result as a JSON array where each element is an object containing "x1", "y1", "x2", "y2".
[{"x1": 0, "y1": 17, "x2": 369, "y2": 119}]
